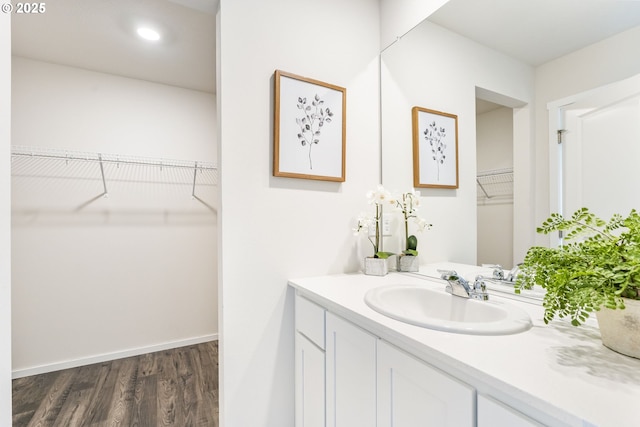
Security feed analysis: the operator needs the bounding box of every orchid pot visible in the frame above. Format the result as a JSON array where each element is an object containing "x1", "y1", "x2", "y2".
[
  {"x1": 397, "y1": 254, "x2": 419, "y2": 272},
  {"x1": 355, "y1": 185, "x2": 396, "y2": 276},
  {"x1": 396, "y1": 191, "x2": 431, "y2": 273},
  {"x1": 364, "y1": 257, "x2": 389, "y2": 276}
]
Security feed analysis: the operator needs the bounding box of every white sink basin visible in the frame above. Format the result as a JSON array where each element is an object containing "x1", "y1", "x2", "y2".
[{"x1": 364, "y1": 284, "x2": 532, "y2": 335}]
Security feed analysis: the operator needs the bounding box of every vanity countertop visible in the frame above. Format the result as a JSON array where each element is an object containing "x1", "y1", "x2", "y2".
[{"x1": 288, "y1": 262, "x2": 640, "y2": 427}]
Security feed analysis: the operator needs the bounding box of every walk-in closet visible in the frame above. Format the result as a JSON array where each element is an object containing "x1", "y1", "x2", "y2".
[{"x1": 10, "y1": 1, "x2": 218, "y2": 423}]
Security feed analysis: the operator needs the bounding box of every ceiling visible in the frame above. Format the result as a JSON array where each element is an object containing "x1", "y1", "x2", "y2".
[
  {"x1": 11, "y1": 0, "x2": 217, "y2": 93},
  {"x1": 10, "y1": 0, "x2": 640, "y2": 95},
  {"x1": 428, "y1": 0, "x2": 640, "y2": 67}
]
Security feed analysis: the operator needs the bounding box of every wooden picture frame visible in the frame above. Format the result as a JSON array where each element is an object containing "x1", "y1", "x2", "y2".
[
  {"x1": 412, "y1": 106, "x2": 459, "y2": 189},
  {"x1": 274, "y1": 70, "x2": 346, "y2": 181}
]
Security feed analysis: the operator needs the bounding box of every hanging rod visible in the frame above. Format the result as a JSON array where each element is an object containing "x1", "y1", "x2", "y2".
[{"x1": 11, "y1": 145, "x2": 217, "y2": 172}]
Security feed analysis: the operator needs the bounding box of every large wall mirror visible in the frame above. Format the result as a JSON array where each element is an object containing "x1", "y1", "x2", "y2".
[{"x1": 380, "y1": 0, "x2": 640, "y2": 273}]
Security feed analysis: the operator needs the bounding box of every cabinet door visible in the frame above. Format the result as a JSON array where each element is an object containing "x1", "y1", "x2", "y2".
[
  {"x1": 295, "y1": 332, "x2": 325, "y2": 427},
  {"x1": 477, "y1": 394, "x2": 543, "y2": 427},
  {"x1": 325, "y1": 312, "x2": 377, "y2": 427},
  {"x1": 377, "y1": 341, "x2": 474, "y2": 427}
]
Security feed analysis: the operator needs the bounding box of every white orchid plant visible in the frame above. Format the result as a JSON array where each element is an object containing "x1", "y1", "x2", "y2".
[
  {"x1": 354, "y1": 186, "x2": 431, "y2": 259},
  {"x1": 354, "y1": 185, "x2": 397, "y2": 259},
  {"x1": 397, "y1": 190, "x2": 432, "y2": 256}
]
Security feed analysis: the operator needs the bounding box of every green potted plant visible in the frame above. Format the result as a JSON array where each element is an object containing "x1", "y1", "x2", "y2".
[
  {"x1": 396, "y1": 190, "x2": 431, "y2": 272},
  {"x1": 354, "y1": 185, "x2": 396, "y2": 276},
  {"x1": 516, "y1": 207, "x2": 640, "y2": 358}
]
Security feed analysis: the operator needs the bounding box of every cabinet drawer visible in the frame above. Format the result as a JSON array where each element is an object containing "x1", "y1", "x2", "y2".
[{"x1": 295, "y1": 294, "x2": 326, "y2": 349}]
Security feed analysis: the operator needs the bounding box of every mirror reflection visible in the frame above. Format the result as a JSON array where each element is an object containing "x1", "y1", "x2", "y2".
[{"x1": 380, "y1": 0, "x2": 640, "y2": 275}]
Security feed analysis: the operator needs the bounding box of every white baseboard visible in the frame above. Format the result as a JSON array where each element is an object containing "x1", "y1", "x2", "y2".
[{"x1": 12, "y1": 333, "x2": 218, "y2": 379}]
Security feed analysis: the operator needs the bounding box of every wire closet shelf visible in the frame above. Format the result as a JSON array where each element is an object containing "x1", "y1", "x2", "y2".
[
  {"x1": 476, "y1": 167, "x2": 513, "y2": 204},
  {"x1": 11, "y1": 145, "x2": 218, "y2": 212}
]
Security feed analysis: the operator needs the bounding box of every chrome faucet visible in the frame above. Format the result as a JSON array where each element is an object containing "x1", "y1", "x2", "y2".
[
  {"x1": 476, "y1": 263, "x2": 522, "y2": 286},
  {"x1": 438, "y1": 270, "x2": 489, "y2": 301},
  {"x1": 481, "y1": 264, "x2": 505, "y2": 280},
  {"x1": 506, "y1": 264, "x2": 522, "y2": 282}
]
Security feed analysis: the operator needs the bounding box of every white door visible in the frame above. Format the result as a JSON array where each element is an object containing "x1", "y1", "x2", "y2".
[{"x1": 551, "y1": 74, "x2": 640, "y2": 241}]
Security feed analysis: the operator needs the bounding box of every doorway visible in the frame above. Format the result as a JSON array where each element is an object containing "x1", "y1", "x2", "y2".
[
  {"x1": 476, "y1": 98, "x2": 514, "y2": 269},
  {"x1": 10, "y1": 0, "x2": 218, "y2": 378},
  {"x1": 548, "y1": 73, "x2": 640, "y2": 247}
]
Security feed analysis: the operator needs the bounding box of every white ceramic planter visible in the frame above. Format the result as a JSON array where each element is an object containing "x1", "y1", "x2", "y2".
[
  {"x1": 397, "y1": 254, "x2": 419, "y2": 272},
  {"x1": 596, "y1": 297, "x2": 640, "y2": 359},
  {"x1": 364, "y1": 257, "x2": 388, "y2": 276}
]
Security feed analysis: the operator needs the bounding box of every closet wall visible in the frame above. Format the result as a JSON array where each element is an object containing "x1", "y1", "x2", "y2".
[
  {"x1": 11, "y1": 57, "x2": 217, "y2": 376},
  {"x1": 476, "y1": 106, "x2": 513, "y2": 268}
]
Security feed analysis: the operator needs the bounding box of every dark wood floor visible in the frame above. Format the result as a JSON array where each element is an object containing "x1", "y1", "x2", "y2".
[{"x1": 12, "y1": 340, "x2": 219, "y2": 427}]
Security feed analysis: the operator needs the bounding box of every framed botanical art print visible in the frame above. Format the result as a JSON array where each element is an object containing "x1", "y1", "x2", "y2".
[
  {"x1": 274, "y1": 70, "x2": 346, "y2": 182},
  {"x1": 411, "y1": 106, "x2": 459, "y2": 189}
]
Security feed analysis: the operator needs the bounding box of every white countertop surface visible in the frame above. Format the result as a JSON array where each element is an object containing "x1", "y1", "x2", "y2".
[{"x1": 288, "y1": 262, "x2": 640, "y2": 427}]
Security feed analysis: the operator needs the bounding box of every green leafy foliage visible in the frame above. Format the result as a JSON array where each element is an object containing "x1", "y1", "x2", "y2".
[
  {"x1": 375, "y1": 251, "x2": 394, "y2": 259},
  {"x1": 516, "y1": 208, "x2": 640, "y2": 326},
  {"x1": 406, "y1": 235, "x2": 418, "y2": 251}
]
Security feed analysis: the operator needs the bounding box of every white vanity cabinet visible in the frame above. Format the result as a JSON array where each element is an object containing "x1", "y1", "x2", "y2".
[
  {"x1": 290, "y1": 271, "x2": 640, "y2": 427},
  {"x1": 377, "y1": 340, "x2": 474, "y2": 427},
  {"x1": 295, "y1": 291, "x2": 555, "y2": 427},
  {"x1": 295, "y1": 293, "x2": 473, "y2": 427},
  {"x1": 477, "y1": 394, "x2": 544, "y2": 427},
  {"x1": 325, "y1": 312, "x2": 377, "y2": 426},
  {"x1": 294, "y1": 295, "x2": 326, "y2": 427},
  {"x1": 295, "y1": 295, "x2": 377, "y2": 427}
]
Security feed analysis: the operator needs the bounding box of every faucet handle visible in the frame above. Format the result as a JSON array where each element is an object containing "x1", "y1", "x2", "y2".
[
  {"x1": 437, "y1": 269, "x2": 458, "y2": 280},
  {"x1": 481, "y1": 264, "x2": 501, "y2": 269},
  {"x1": 472, "y1": 276, "x2": 490, "y2": 301},
  {"x1": 506, "y1": 264, "x2": 522, "y2": 282},
  {"x1": 474, "y1": 276, "x2": 487, "y2": 290},
  {"x1": 481, "y1": 264, "x2": 504, "y2": 280}
]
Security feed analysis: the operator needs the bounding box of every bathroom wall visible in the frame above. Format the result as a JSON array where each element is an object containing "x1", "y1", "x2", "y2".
[
  {"x1": 476, "y1": 106, "x2": 513, "y2": 268},
  {"x1": 218, "y1": 0, "x2": 381, "y2": 425},
  {"x1": 11, "y1": 57, "x2": 218, "y2": 375},
  {"x1": 379, "y1": 0, "x2": 449, "y2": 49},
  {"x1": 533, "y1": 26, "x2": 640, "y2": 245},
  {"x1": 0, "y1": 12, "x2": 11, "y2": 425}
]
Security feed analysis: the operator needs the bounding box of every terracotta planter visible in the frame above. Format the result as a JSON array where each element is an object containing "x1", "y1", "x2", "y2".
[
  {"x1": 397, "y1": 254, "x2": 419, "y2": 272},
  {"x1": 596, "y1": 297, "x2": 640, "y2": 359},
  {"x1": 364, "y1": 257, "x2": 388, "y2": 276}
]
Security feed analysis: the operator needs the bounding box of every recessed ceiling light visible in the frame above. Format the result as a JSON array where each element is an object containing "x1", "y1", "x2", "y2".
[{"x1": 137, "y1": 27, "x2": 161, "y2": 41}]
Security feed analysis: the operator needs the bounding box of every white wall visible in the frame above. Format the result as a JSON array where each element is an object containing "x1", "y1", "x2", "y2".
[
  {"x1": 218, "y1": 0, "x2": 380, "y2": 425},
  {"x1": 476, "y1": 107, "x2": 513, "y2": 172},
  {"x1": 0, "y1": 11, "x2": 12, "y2": 425},
  {"x1": 533, "y1": 26, "x2": 640, "y2": 245},
  {"x1": 11, "y1": 57, "x2": 217, "y2": 162},
  {"x1": 476, "y1": 107, "x2": 513, "y2": 268},
  {"x1": 11, "y1": 57, "x2": 218, "y2": 375},
  {"x1": 380, "y1": 0, "x2": 449, "y2": 50},
  {"x1": 381, "y1": 21, "x2": 534, "y2": 265}
]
